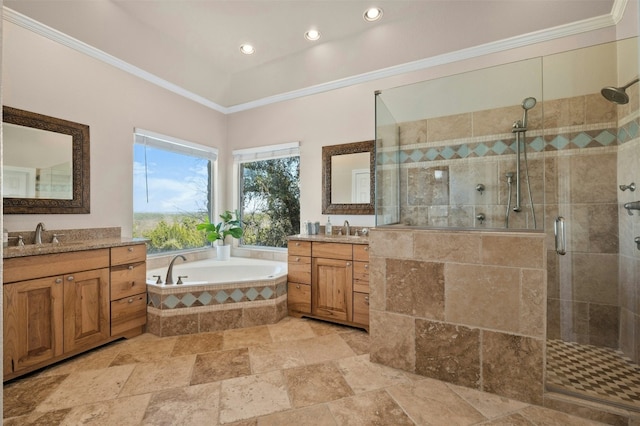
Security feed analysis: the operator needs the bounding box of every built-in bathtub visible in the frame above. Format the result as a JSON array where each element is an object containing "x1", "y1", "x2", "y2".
[{"x1": 145, "y1": 257, "x2": 288, "y2": 337}]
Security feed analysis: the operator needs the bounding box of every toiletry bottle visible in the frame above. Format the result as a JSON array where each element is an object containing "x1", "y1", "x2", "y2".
[{"x1": 325, "y1": 217, "x2": 332, "y2": 235}]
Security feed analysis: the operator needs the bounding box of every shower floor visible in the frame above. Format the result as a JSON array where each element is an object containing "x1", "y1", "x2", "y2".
[{"x1": 546, "y1": 339, "x2": 640, "y2": 411}]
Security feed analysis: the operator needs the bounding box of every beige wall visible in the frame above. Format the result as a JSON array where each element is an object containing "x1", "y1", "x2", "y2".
[{"x1": 2, "y1": 22, "x2": 227, "y2": 237}]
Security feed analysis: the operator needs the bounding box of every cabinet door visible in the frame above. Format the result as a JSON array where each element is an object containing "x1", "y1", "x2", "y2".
[
  {"x1": 312, "y1": 257, "x2": 353, "y2": 321},
  {"x1": 63, "y1": 268, "x2": 110, "y2": 352},
  {"x1": 3, "y1": 276, "x2": 64, "y2": 376}
]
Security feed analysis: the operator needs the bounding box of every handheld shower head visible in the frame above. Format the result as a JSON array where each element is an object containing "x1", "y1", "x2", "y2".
[
  {"x1": 521, "y1": 97, "x2": 537, "y2": 128},
  {"x1": 601, "y1": 78, "x2": 639, "y2": 104}
]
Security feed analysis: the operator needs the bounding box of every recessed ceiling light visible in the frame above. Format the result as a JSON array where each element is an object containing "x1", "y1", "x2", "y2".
[
  {"x1": 363, "y1": 7, "x2": 383, "y2": 22},
  {"x1": 240, "y1": 44, "x2": 255, "y2": 55},
  {"x1": 305, "y1": 29, "x2": 321, "y2": 41}
]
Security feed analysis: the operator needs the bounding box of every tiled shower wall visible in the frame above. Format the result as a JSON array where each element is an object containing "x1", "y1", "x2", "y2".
[
  {"x1": 368, "y1": 228, "x2": 547, "y2": 405},
  {"x1": 380, "y1": 91, "x2": 638, "y2": 352}
]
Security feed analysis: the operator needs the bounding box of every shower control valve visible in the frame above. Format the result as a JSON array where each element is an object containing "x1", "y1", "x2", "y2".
[
  {"x1": 476, "y1": 213, "x2": 485, "y2": 225},
  {"x1": 635, "y1": 237, "x2": 640, "y2": 251},
  {"x1": 620, "y1": 182, "x2": 636, "y2": 192},
  {"x1": 475, "y1": 183, "x2": 485, "y2": 195}
]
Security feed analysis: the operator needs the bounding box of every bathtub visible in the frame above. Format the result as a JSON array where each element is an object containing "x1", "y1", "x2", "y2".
[{"x1": 145, "y1": 257, "x2": 289, "y2": 337}]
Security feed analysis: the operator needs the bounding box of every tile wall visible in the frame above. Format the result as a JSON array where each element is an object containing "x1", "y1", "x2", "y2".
[{"x1": 368, "y1": 228, "x2": 547, "y2": 405}]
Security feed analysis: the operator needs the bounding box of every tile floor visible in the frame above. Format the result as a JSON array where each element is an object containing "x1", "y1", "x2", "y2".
[{"x1": 4, "y1": 317, "x2": 607, "y2": 425}]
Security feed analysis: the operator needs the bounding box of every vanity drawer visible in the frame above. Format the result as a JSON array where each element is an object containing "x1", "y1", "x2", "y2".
[
  {"x1": 288, "y1": 240, "x2": 311, "y2": 257},
  {"x1": 287, "y1": 255, "x2": 311, "y2": 284},
  {"x1": 3, "y1": 249, "x2": 110, "y2": 284},
  {"x1": 353, "y1": 261, "x2": 369, "y2": 293},
  {"x1": 110, "y1": 293, "x2": 147, "y2": 336},
  {"x1": 312, "y1": 242, "x2": 353, "y2": 260},
  {"x1": 111, "y1": 244, "x2": 146, "y2": 266},
  {"x1": 111, "y1": 261, "x2": 147, "y2": 300},
  {"x1": 353, "y1": 244, "x2": 369, "y2": 262},
  {"x1": 287, "y1": 282, "x2": 311, "y2": 314},
  {"x1": 353, "y1": 292, "x2": 370, "y2": 326}
]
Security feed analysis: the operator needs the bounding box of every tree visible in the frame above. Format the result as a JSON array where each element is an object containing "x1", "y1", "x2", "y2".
[{"x1": 240, "y1": 157, "x2": 300, "y2": 248}]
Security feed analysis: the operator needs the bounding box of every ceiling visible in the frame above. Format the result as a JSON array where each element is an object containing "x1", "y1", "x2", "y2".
[{"x1": 5, "y1": 0, "x2": 620, "y2": 113}]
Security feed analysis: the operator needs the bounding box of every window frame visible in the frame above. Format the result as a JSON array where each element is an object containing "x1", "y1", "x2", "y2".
[{"x1": 232, "y1": 142, "x2": 300, "y2": 250}]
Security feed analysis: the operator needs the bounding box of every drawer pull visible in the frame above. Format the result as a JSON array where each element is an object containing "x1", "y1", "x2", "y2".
[
  {"x1": 364, "y1": 246, "x2": 369, "y2": 252},
  {"x1": 364, "y1": 264, "x2": 369, "y2": 269},
  {"x1": 346, "y1": 262, "x2": 351, "y2": 266},
  {"x1": 364, "y1": 296, "x2": 369, "y2": 306},
  {"x1": 296, "y1": 257, "x2": 300, "y2": 262},
  {"x1": 128, "y1": 265, "x2": 134, "y2": 270},
  {"x1": 128, "y1": 247, "x2": 134, "y2": 252},
  {"x1": 128, "y1": 298, "x2": 134, "y2": 303},
  {"x1": 296, "y1": 284, "x2": 300, "y2": 289},
  {"x1": 296, "y1": 242, "x2": 300, "y2": 246},
  {"x1": 67, "y1": 276, "x2": 74, "y2": 281},
  {"x1": 55, "y1": 278, "x2": 63, "y2": 284}
]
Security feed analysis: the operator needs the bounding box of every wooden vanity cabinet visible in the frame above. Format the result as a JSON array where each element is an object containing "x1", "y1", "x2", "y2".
[
  {"x1": 3, "y1": 249, "x2": 111, "y2": 379},
  {"x1": 110, "y1": 245, "x2": 147, "y2": 336},
  {"x1": 287, "y1": 238, "x2": 369, "y2": 330},
  {"x1": 3, "y1": 243, "x2": 147, "y2": 380},
  {"x1": 287, "y1": 241, "x2": 312, "y2": 315}
]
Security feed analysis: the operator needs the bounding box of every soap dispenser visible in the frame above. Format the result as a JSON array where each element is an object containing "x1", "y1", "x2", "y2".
[{"x1": 325, "y1": 217, "x2": 332, "y2": 235}]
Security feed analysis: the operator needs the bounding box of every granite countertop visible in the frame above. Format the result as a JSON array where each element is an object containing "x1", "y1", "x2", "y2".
[
  {"x1": 288, "y1": 234, "x2": 369, "y2": 245},
  {"x1": 3, "y1": 237, "x2": 147, "y2": 259}
]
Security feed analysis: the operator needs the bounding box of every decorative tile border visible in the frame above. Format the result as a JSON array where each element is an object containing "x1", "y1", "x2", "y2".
[{"x1": 147, "y1": 279, "x2": 287, "y2": 310}]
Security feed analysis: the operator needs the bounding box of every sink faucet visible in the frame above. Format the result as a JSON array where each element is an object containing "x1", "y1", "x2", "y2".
[
  {"x1": 34, "y1": 222, "x2": 46, "y2": 244},
  {"x1": 166, "y1": 255, "x2": 186, "y2": 285},
  {"x1": 343, "y1": 220, "x2": 350, "y2": 236}
]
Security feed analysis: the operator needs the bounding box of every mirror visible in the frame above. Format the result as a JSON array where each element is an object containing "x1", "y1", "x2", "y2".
[
  {"x1": 3, "y1": 106, "x2": 90, "y2": 214},
  {"x1": 322, "y1": 140, "x2": 374, "y2": 215}
]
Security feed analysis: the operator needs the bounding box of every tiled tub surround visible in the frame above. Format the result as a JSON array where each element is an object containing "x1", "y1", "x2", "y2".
[
  {"x1": 368, "y1": 228, "x2": 547, "y2": 405},
  {"x1": 379, "y1": 89, "x2": 639, "y2": 356},
  {"x1": 146, "y1": 277, "x2": 288, "y2": 337}
]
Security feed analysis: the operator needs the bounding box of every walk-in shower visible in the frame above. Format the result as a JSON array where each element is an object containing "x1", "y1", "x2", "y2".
[{"x1": 505, "y1": 97, "x2": 537, "y2": 229}]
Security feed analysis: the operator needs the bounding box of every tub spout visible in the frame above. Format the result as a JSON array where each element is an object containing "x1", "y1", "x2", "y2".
[
  {"x1": 166, "y1": 255, "x2": 186, "y2": 285},
  {"x1": 624, "y1": 201, "x2": 640, "y2": 216}
]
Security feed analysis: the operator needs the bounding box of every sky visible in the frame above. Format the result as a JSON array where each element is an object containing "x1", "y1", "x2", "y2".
[{"x1": 133, "y1": 144, "x2": 210, "y2": 215}]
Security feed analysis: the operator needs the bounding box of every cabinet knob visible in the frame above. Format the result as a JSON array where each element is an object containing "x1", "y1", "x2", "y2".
[
  {"x1": 364, "y1": 296, "x2": 369, "y2": 306},
  {"x1": 295, "y1": 257, "x2": 300, "y2": 262},
  {"x1": 346, "y1": 262, "x2": 351, "y2": 266},
  {"x1": 55, "y1": 278, "x2": 63, "y2": 284},
  {"x1": 364, "y1": 264, "x2": 369, "y2": 269},
  {"x1": 364, "y1": 246, "x2": 369, "y2": 251},
  {"x1": 128, "y1": 265, "x2": 134, "y2": 270},
  {"x1": 296, "y1": 284, "x2": 300, "y2": 289},
  {"x1": 67, "y1": 276, "x2": 74, "y2": 281},
  {"x1": 128, "y1": 247, "x2": 134, "y2": 252},
  {"x1": 128, "y1": 298, "x2": 134, "y2": 303},
  {"x1": 295, "y1": 242, "x2": 300, "y2": 246}
]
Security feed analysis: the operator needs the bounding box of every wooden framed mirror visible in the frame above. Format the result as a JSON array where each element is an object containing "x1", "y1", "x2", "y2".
[
  {"x1": 322, "y1": 140, "x2": 374, "y2": 215},
  {"x1": 3, "y1": 106, "x2": 90, "y2": 214}
]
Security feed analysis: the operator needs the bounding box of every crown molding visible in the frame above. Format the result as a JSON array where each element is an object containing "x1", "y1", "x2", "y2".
[{"x1": 4, "y1": 0, "x2": 628, "y2": 115}]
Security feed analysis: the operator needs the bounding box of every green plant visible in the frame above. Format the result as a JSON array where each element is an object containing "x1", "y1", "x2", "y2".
[{"x1": 196, "y1": 210, "x2": 243, "y2": 245}]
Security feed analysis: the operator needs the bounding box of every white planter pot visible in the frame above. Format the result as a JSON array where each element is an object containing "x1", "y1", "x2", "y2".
[{"x1": 216, "y1": 244, "x2": 231, "y2": 261}]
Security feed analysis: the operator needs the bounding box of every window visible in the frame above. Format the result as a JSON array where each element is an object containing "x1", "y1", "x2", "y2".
[
  {"x1": 234, "y1": 142, "x2": 300, "y2": 249},
  {"x1": 133, "y1": 129, "x2": 217, "y2": 255}
]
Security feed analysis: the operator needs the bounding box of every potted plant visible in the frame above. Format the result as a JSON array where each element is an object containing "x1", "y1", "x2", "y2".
[{"x1": 197, "y1": 210, "x2": 243, "y2": 261}]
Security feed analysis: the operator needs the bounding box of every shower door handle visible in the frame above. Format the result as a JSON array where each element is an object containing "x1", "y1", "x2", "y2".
[{"x1": 554, "y1": 216, "x2": 566, "y2": 255}]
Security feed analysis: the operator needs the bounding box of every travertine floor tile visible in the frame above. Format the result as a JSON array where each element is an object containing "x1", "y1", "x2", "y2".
[
  {"x1": 283, "y1": 362, "x2": 354, "y2": 408},
  {"x1": 170, "y1": 331, "x2": 224, "y2": 357},
  {"x1": 449, "y1": 383, "x2": 528, "y2": 419},
  {"x1": 339, "y1": 329, "x2": 370, "y2": 355},
  {"x1": 249, "y1": 341, "x2": 306, "y2": 374},
  {"x1": 223, "y1": 325, "x2": 273, "y2": 350},
  {"x1": 110, "y1": 337, "x2": 178, "y2": 366},
  {"x1": 267, "y1": 316, "x2": 316, "y2": 342},
  {"x1": 290, "y1": 334, "x2": 356, "y2": 365},
  {"x1": 518, "y1": 405, "x2": 606, "y2": 425},
  {"x1": 386, "y1": 377, "x2": 487, "y2": 425},
  {"x1": 61, "y1": 394, "x2": 151, "y2": 426},
  {"x1": 38, "y1": 341, "x2": 125, "y2": 377},
  {"x1": 337, "y1": 354, "x2": 410, "y2": 393},
  {"x1": 142, "y1": 382, "x2": 221, "y2": 425},
  {"x1": 3, "y1": 408, "x2": 71, "y2": 425},
  {"x1": 3, "y1": 374, "x2": 68, "y2": 418},
  {"x1": 257, "y1": 404, "x2": 337, "y2": 426},
  {"x1": 37, "y1": 365, "x2": 135, "y2": 411},
  {"x1": 219, "y1": 370, "x2": 291, "y2": 423},
  {"x1": 328, "y1": 389, "x2": 414, "y2": 425},
  {"x1": 120, "y1": 355, "x2": 196, "y2": 397},
  {"x1": 191, "y1": 348, "x2": 251, "y2": 385}
]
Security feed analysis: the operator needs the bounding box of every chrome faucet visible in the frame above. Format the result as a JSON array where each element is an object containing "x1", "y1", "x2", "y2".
[
  {"x1": 166, "y1": 255, "x2": 186, "y2": 285},
  {"x1": 343, "y1": 220, "x2": 350, "y2": 236},
  {"x1": 34, "y1": 222, "x2": 46, "y2": 244}
]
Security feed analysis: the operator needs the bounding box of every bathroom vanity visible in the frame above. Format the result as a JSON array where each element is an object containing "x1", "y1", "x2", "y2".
[
  {"x1": 287, "y1": 235, "x2": 369, "y2": 330},
  {"x1": 3, "y1": 236, "x2": 147, "y2": 381}
]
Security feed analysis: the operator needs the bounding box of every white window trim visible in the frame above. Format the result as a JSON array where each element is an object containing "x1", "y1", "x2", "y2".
[{"x1": 134, "y1": 128, "x2": 218, "y2": 160}]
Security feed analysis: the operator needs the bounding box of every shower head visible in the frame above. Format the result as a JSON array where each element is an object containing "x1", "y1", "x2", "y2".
[
  {"x1": 520, "y1": 97, "x2": 537, "y2": 128},
  {"x1": 522, "y1": 97, "x2": 537, "y2": 110},
  {"x1": 601, "y1": 78, "x2": 639, "y2": 104}
]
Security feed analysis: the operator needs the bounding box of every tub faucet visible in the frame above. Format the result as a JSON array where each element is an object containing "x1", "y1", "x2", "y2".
[
  {"x1": 166, "y1": 255, "x2": 186, "y2": 285},
  {"x1": 34, "y1": 222, "x2": 46, "y2": 244},
  {"x1": 343, "y1": 220, "x2": 350, "y2": 236}
]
